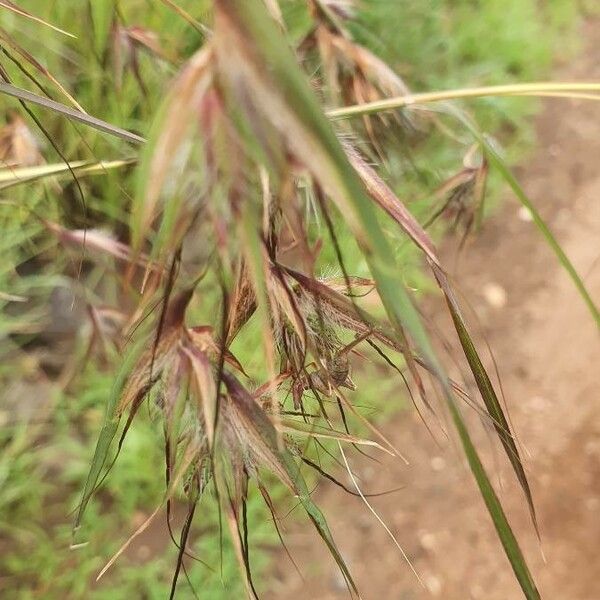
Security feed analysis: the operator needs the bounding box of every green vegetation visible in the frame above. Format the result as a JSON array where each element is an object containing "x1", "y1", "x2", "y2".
[{"x1": 0, "y1": 1, "x2": 587, "y2": 598}]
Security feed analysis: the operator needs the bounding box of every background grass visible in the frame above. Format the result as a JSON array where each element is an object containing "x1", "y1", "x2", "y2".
[{"x1": 0, "y1": 0, "x2": 581, "y2": 597}]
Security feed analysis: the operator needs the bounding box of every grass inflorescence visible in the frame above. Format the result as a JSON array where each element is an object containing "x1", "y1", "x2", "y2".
[{"x1": 0, "y1": 1, "x2": 594, "y2": 598}]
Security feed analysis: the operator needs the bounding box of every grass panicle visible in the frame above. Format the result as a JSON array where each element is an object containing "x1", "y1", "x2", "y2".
[{"x1": 3, "y1": 1, "x2": 596, "y2": 598}]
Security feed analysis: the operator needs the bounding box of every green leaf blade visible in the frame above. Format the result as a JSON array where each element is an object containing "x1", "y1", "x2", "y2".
[{"x1": 447, "y1": 396, "x2": 540, "y2": 600}]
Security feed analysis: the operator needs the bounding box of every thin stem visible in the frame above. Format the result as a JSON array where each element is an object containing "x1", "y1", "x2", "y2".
[{"x1": 327, "y1": 82, "x2": 600, "y2": 119}]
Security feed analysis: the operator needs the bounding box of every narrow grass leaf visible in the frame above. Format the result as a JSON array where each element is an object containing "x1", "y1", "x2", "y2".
[
  {"x1": 0, "y1": 1, "x2": 76, "y2": 37},
  {"x1": 0, "y1": 158, "x2": 135, "y2": 189},
  {"x1": 447, "y1": 396, "x2": 540, "y2": 600},
  {"x1": 0, "y1": 82, "x2": 145, "y2": 144},
  {"x1": 345, "y1": 144, "x2": 538, "y2": 530},
  {"x1": 73, "y1": 337, "x2": 147, "y2": 532},
  {"x1": 435, "y1": 268, "x2": 538, "y2": 532},
  {"x1": 343, "y1": 142, "x2": 439, "y2": 266},
  {"x1": 327, "y1": 82, "x2": 600, "y2": 119},
  {"x1": 0, "y1": 28, "x2": 85, "y2": 111}
]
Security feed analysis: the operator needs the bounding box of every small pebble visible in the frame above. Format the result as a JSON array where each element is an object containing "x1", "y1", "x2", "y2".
[
  {"x1": 418, "y1": 530, "x2": 437, "y2": 551},
  {"x1": 518, "y1": 206, "x2": 533, "y2": 222},
  {"x1": 529, "y1": 396, "x2": 549, "y2": 411},
  {"x1": 331, "y1": 567, "x2": 350, "y2": 591},
  {"x1": 585, "y1": 440, "x2": 600, "y2": 456},
  {"x1": 424, "y1": 574, "x2": 442, "y2": 596},
  {"x1": 482, "y1": 282, "x2": 507, "y2": 308},
  {"x1": 357, "y1": 514, "x2": 372, "y2": 531},
  {"x1": 430, "y1": 456, "x2": 446, "y2": 472}
]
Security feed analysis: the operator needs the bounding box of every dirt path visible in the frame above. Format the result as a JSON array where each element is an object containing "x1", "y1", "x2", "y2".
[{"x1": 266, "y1": 20, "x2": 600, "y2": 600}]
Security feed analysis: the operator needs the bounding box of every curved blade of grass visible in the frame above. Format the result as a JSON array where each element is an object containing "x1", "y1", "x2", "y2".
[
  {"x1": 434, "y1": 267, "x2": 538, "y2": 533},
  {"x1": 0, "y1": 28, "x2": 85, "y2": 111},
  {"x1": 0, "y1": 158, "x2": 135, "y2": 189},
  {"x1": 447, "y1": 395, "x2": 540, "y2": 599},
  {"x1": 346, "y1": 146, "x2": 538, "y2": 530},
  {"x1": 327, "y1": 82, "x2": 600, "y2": 119},
  {"x1": 0, "y1": 0, "x2": 76, "y2": 37},
  {"x1": 0, "y1": 82, "x2": 145, "y2": 144},
  {"x1": 73, "y1": 337, "x2": 147, "y2": 533},
  {"x1": 2, "y1": 81, "x2": 596, "y2": 148}
]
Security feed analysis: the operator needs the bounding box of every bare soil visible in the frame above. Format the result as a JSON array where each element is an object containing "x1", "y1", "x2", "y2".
[{"x1": 266, "y1": 20, "x2": 600, "y2": 600}]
